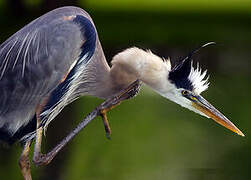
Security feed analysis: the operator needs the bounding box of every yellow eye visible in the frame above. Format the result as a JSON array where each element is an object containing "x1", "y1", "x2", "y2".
[{"x1": 182, "y1": 90, "x2": 188, "y2": 96}]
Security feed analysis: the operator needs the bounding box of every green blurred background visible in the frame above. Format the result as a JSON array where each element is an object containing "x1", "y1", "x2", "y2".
[{"x1": 0, "y1": 0, "x2": 250, "y2": 180}]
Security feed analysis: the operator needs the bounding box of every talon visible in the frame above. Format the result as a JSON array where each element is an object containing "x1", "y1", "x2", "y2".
[
  {"x1": 100, "y1": 109, "x2": 112, "y2": 139},
  {"x1": 98, "y1": 80, "x2": 141, "y2": 139},
  {"x1": 105, "y1": 132, "x2": 112, "y2": 140},
  {"x1": 116, "y1": 80, "x2": 141, "y2": 101}
]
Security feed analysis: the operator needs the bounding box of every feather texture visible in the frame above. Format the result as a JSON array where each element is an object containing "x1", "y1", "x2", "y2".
[
  {"x1": 0, "y1": 7, "x2": 97, "y2": 144},
  {"x1": 169, "y1": 43, "x2": 214, "y2": 94}
]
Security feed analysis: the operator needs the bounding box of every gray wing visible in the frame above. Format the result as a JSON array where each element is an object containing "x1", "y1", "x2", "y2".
[{"x1": 0, "y1": 7, "x2": 97, "y2": 134}]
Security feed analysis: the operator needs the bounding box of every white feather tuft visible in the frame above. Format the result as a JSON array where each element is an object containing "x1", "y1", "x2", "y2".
[{"x1": 188, "y1": 61, "x2": 209, "y2": 94}]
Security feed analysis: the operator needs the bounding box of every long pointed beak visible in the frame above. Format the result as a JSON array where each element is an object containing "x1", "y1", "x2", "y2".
[{"x1": 192, "y1": 95, "x2": 245, "y2": 136}]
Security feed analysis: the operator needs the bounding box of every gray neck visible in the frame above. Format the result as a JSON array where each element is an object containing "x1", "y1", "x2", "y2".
[{"x1": 77, "y1": 41, "x2": 135, "y2": 99}]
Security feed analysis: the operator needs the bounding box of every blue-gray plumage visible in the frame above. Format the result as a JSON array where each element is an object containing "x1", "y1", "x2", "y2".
[
  {"x1": 0, "y1": 6, "x2": 244, "y2": 180},
  {"x1": 0, "y1": 7, "x2": 98, "y2": 144}
]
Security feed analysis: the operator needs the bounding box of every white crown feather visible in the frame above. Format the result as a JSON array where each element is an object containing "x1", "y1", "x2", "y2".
[{"x1": 188, "y1": 61, "x2": 210, "y2": 94}]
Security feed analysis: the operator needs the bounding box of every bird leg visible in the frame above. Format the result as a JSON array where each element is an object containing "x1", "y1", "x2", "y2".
[
  {"x1": 100, "y1": 109, "x2": 112, "y2": 139},
  {"x1": 31, "y1": 80, "x2": 141, "y2": 167},
  {"x1": 99, "y1": 80, "x2": 142, "y2": 139},
  {"x1": 32, "y1": 108, "x2": 57, "y2": 166},
  {"x1": 32, "y1": 100, "x2": 52, "y2": 166},
  {"x1": 19, "y1": 141, "x2": 32, "y2": 180},
  {"x1": 33, "y1": 123, "x2": 48, "y2": 166}
]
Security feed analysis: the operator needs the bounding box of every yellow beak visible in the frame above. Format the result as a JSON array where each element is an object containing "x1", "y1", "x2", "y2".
[{"x1": 192, "y1": 95, "x2": 244, "y2": 137}]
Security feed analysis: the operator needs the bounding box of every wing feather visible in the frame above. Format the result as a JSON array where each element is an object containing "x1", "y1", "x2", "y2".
[{"x1": 0, "y1": 7, "x2": 96, "y2": 136}]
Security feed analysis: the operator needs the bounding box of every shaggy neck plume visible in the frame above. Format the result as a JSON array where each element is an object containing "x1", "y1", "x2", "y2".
[{"x1": 109, "y1": 47, "x2": 172, "y2": 96}]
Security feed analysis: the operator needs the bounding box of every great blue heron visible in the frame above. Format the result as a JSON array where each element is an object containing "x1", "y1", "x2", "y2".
[{"x1": 0, "y1": 6, "x2": 244, "y2": 180}]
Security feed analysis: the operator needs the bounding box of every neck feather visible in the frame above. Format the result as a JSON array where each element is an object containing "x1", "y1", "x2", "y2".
[
  {"x1": 80, "y1": 47, "x2": 172, "y2": 99},
  {"x1": 110, "y1": 47, "x2": 172, "y2": 94}
]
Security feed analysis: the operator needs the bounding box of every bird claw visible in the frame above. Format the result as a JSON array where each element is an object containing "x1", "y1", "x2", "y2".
[
  {"x1": 105, "y1": 132, "x2": 112, "y2": 140},
  {"x1": 100, "y1": 109, "x2": 112, "y2": 140},
  {"x1": 116, "y1": 80, "x2": 142, "y2": 101},
  {"x1": 98, "y1": 80, "x2": 142, "y2": 139}
]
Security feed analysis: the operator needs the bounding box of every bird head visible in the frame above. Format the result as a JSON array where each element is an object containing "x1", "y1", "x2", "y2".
[
  {"x1": 163, "y1": 42, "x2": 244, "y2": 136},
  {"x1": 111, "y1": 44, "x2": 244, "y2": 136}
]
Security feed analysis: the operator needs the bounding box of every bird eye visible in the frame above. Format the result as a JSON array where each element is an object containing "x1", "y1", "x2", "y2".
[{"x1": 181, "y1": 90, "x2": 188, "y2": 96}]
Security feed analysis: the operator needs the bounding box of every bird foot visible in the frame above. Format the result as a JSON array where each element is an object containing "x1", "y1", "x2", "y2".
[
  {"x1": 33, "y1": 152, "x2": 54, "y2": 166},
  {"x1": 100, "y1": 109, "x2": 113, "y2": 139},
  {"x1": 98, "y1": 80, "x2": 142, "y2": 139}
]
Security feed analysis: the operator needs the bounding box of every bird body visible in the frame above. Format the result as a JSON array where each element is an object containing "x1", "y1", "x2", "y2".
[
  {"x1": 0, "y1": 7, "x2": 104, "y2": 144},
  {"x1": 0, "y1": 7, "x2": 149, "y2": 145},
  {"x1": 0, "y1": 6, "x2": 244, "y2": 145},
  {"x1": 0, "y1": 6, "x2": 244, "y2": 180}
]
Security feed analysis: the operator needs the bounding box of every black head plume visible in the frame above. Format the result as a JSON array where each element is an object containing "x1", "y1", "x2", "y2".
[{"x1": 168, "y1": 42, "x2": 216, "y2": 91}]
